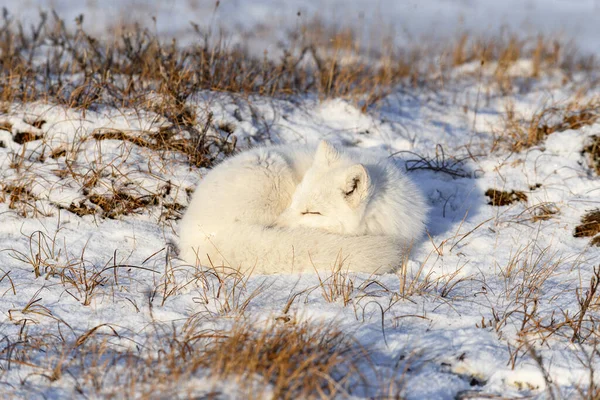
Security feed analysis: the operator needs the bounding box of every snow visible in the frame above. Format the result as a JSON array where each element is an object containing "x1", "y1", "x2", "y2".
[
  {"x1": 1, "y1": 73, "x2": 599, "y2": 398},
  {"x1": 0, "y1": 1, "x2": 600, "y2": 399}
]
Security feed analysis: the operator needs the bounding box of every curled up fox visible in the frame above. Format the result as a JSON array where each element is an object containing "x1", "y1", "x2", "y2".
[{"x1": 179, "y1": 140, "x2": 428, "y2": 274}]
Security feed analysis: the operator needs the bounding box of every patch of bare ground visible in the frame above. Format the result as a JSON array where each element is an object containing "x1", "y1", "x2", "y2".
[{"x1": 485, "y1": 189, "x2": 528, "y2": 206}]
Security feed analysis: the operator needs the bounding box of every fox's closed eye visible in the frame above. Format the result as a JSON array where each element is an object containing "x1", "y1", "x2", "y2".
[{"x1": 301, "y1": 211, "x2": 322, "y2": 216}]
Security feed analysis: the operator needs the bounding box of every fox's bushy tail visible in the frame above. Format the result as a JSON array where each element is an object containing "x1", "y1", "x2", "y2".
[{"x1": 180, "y1": 223, "x2": 403, "y2": 274}]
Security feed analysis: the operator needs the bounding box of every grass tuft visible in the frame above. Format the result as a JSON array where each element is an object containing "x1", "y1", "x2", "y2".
[
  {"x1": 574, "y1": 209, "x2": 600, "y2": 239},
  {"x1": 583, "y1": 135, "x2": 600, "y2": 175},
  {"x1": 203, "y1": 320, "x2": 359, "y2": 399},
  {"x1": 498, "y1": 98, "x2": 600, "y2": 151},
  {"x1": 485, "y1": 189, "x2": 528, "y2": 206}
]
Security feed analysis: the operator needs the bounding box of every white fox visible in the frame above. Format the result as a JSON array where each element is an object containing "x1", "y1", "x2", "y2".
[{"x1": 178, "y1": 140, "x2": 427, "y2": 274}]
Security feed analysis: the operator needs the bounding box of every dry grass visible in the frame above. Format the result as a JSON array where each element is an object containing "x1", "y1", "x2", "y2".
[
  {"x1": 2, "y1": 225, "x2": 370, "y2": 397},
  {"x1": 313, "y1": 256, "x2": 357, "y2": 306},
  {"x1": 0, "y1": 10, "x2": 595, "y2": 115},
  {"x1": 395, "y1": 144, "x2": 473, "y2": 179},
  {"x1": 508, "y1": 202, "x2": 561, "y2": 224},
  {"x1": 0, "y1": 117, "x2": 45, "y2": 144},
  {"x1": 0, "y1": 175, "x2": 189, "y2": 221},
  {"x1": 92, "y1": 124, "x2": 236, "y2": 169},
  {"x1": 0, "y1": 315, "x2": 366, "y2": 399},
  {"x1": 8, "y1": 226, "x2": 158, "y2": 305},
  {"x1": 446, "y1": 33, "x2": 555, "y2": 77},
  {"x1": 203, "y1": 320, "x2": 360, "y2": 399},
  {"x1": 0, "y1": 184, "x2": 41, "y2": 217},
  {"x1": 0, "y1": 115, "x2": 210, "y2": 221},
  {"x1": 482, "y1": 240, "x2": 600, "y2": 377},
  {"x1": 497, "y1": 98, "x2": 600, "y2": 151},
  {"x1": 2, "y1": 198, "x2": 598, "y2": 398},
  {"x1": 574, "y1": 210, "x2": 600, "y2": 248},
  {"x1": 87, "y1": 191, "x2": 160, "y2": 219},
  {"x1": 583, "y1": 135, "x2": 600, "y2": 175},
  {"x1": 0, "y1": 10, "x2": 415, "y2": 112},
  {"x1": 1, "y1": 9, "x2": 600, "y2": 400},
  {"x1": 485, "y1": 188, "x2": 528, "y2": 206},
  {"x1": 574, "y1": 209, "x2": 600, "y2": 238},
  {"x1": 528, "y1": 202, "x2": 561, "y2": 222}
]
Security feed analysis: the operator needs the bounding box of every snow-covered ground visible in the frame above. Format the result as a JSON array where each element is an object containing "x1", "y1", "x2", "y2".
[
  {"x1": 1, "y1": 59, "x2": 599, "y2": 398},
  {"x1": 1, "y1": 1, "x2": 600, "y2": 399}
]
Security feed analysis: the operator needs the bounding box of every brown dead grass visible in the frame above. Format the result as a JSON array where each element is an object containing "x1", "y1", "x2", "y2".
[
  {"x1": 483, "y1": 242, "x2": 600, "y2": 376},
  {"x1": 0, "y1": 10, "x2": 417, "y2": 112},
  {"x1": 0, "y1": 116, "x2": 46, "y2": 144},
  {"x1": 0, "y1": 184, "x2": 45, "y2": 217},
  {"x1": 91, "y1": 122, "x2": 236, "y2": 168},
  {"x1": 583, "y1": 135, "x2": 600, "y2": 175},
  {"x1": 88, "y1": 192, "x2": 159, "y2": 219},
  {"x1": 0, "y1": 178, "x2": 187, "y2": 220},
  {"x1": 2, "y1": 177, "x2": 187, "y2": 221},
  {"x1": 12, "y1": 129, "x2": 43, "y2": 144},
  {"x1": 485, "y1": 189, "x2": 528, "y2": 206},
  {"x1": 1, "y1": 184, "x2": 36, "y2": 207},
  {"x1": 574, "y1": 210, "x2": 600, "y2": 239},
  {"x1": 0, "y1": 120, "x2": 12, "y2": 132},
  {"x1": 0, "y1": 316, "x2": 365, "y2": 399},
  {"x1": 530, "y1": 203, "x2": 560, "y2": 222},
  {"x1": 499, "y1": 98, "x2": 600, "y2": 151},
  {"x1": 0, "y1": 10, "x2": 595, "y2": 115},
  {"x1": 204, "y1": 320, "x2": 359, "y2": 398},
  {"x1": 62, "y1": 191, "x2": 186, "y2": 220}
]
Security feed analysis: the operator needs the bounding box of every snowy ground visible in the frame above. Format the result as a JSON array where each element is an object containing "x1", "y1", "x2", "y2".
[
  {"x1": 1, "y1": 58, "x2": 599, "y2": 398},
  {"x1": 1, "y1": 2, "x2": 600, "y2": 399}
]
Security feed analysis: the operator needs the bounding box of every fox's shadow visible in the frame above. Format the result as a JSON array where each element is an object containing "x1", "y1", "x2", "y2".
[{"x1": 388, "y1": 149, "x2": 483, "y2": 240}]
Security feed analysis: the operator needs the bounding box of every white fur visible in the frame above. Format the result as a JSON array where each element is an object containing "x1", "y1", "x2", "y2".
[{"x1": 178, "y1": 141, "x2": 428, "y2": 274}]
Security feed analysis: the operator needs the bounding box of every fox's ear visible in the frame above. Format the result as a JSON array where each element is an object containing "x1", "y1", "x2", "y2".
[
  {"x1": 343, "y1": 164, "x2": 370, "y2": 208},
  {"x1": 315, "y1": 140, "x2": 340, "y2": 166}
]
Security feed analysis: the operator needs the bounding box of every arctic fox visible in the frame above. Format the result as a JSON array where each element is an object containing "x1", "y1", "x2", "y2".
[
  {"x1": 275, "y1": 141, "x2": 427, "y2": 241},
  {"x1": 178, "y1": 141, "x2": 427, "y2": 274}
]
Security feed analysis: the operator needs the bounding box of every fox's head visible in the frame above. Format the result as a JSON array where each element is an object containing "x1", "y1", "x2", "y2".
[{"x1": 277, "y1": 141, "x2": 372, "y2": 234}]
